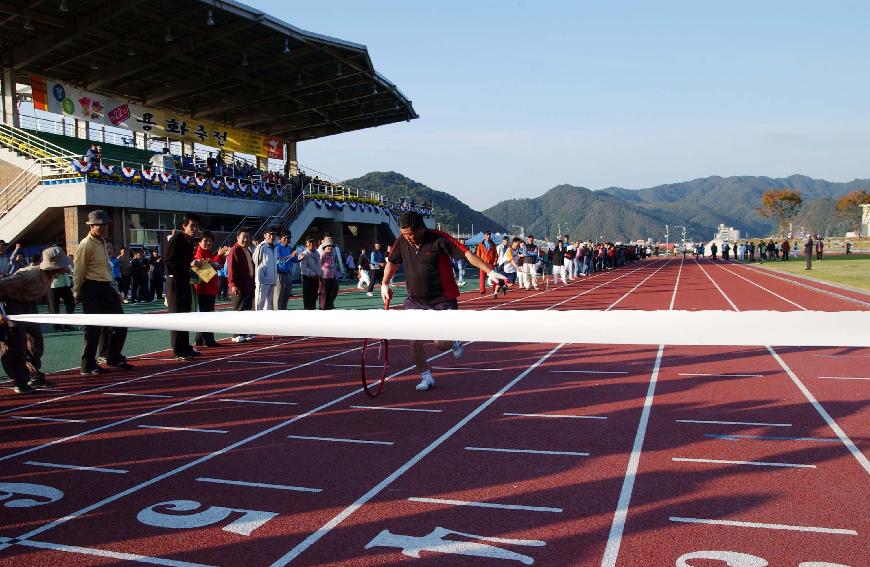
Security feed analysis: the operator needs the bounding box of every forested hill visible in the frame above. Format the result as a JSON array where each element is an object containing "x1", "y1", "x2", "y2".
[
  {"x1": 598, "y1": 174, "x2": 869, "y2": 238},
  {"x1": 343, "y1": 172, "x2": 869, "y2": 241},
  {"x1": 484, "y1": 175, "x2": 870, "y2": 240},
  {"x1": 343, "y1": 171, "x2": 506, "y2": 233},
  {"x1": 483, "y1": 184, "x2": 684, "y2": 242}
]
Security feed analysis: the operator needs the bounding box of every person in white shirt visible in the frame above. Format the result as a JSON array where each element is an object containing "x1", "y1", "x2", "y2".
[{"x1": 252, "y1": 227, "x2": 278, "y2": 310}]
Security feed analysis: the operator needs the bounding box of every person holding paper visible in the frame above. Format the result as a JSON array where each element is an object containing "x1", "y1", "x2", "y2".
[{"x1": 193, "y1": 231, "x2": 230, "y2": 347}]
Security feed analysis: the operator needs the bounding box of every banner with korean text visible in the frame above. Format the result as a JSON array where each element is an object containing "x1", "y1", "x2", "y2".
[{"x1": 32, "y1": 76, "x2": 283, "y2": 159}]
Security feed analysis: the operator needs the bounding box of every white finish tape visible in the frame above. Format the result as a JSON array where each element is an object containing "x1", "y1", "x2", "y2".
[{"x1": 10, "y1": 309, "x2": 870, "y2": 347}]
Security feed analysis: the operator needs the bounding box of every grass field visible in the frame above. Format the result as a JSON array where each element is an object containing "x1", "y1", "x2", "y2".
[{"x1": 750, "y1": 253, "x2": 870, "y2": 292}]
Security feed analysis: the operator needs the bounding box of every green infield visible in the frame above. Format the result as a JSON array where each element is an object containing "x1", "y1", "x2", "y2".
[{"x1": 750, "y1": 254, "x2": 870, "y2": 293}]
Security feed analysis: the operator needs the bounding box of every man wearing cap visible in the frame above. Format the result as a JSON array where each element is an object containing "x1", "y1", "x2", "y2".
[
  {"x1": 273, "y1": 230, "x2": 299, "y2": 310},
  {"x1": 0, "y1": 246, "x2": 73, "y2": 393},
  {"x1": 253, "y1": 226, "x2": 279, "y2": 311},
  {"x1": 74, "y1": 210, "x2": 133, "y2": 375},
  {"x1": 165, "y1": 212, "x2": 204, "y2": 359}
]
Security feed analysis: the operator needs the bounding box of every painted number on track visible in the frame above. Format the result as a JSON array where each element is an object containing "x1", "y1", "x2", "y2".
[
  {"x1": 0, "y1": 482, "x2": 63, "y2": 508},
  {"x1": 137, "y1": 499, "x2": 278, "y2": 536},
  {"x1": 677, "y1": 551, "x2": 851, "y2": 567},
  {"x1": 366, "y1": 526, "x2": 545, "y2": 564}
]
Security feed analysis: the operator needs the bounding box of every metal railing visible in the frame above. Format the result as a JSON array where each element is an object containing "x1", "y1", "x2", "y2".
[
  {"x1": 0, "y1": 121, "x2": 81, "y2": 171},
  {"x1": 0, "y1": 157, "x2": 81, "y2": 219}
]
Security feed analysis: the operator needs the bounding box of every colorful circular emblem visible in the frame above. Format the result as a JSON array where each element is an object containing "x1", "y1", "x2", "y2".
[
  {"x1": 62, "y1": 98, "x2": 74, "y2": 114},
  {"x1": 52, "y1": 84, "x2": 66, "y2": 102}
]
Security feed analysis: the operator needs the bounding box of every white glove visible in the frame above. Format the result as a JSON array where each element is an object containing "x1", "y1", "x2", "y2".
[
  {"x1": 381, "y1": 282, "x2": 393, "y2": 304},
  {"x1": 487, "y1": 270, "x2": 507, "y2": 286}
]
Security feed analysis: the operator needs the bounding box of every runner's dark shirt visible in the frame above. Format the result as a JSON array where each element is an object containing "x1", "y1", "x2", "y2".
[{"x1": 388, "y1": 230, "x2": 468, "y2": 304}]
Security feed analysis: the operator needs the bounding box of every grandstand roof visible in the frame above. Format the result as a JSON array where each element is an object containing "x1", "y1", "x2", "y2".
[{"x1": 0, "y1": 0, "x2": 418, "y2": 142}]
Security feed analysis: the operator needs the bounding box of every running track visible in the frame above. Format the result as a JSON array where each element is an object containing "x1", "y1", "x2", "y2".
[{"x1": 0, "y1": 258, "x2": 867, "y2": 566}]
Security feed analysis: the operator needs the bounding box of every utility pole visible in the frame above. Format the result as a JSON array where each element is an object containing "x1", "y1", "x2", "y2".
[{"x1": 664, "y1": 225, "x2": 670, "y2": 252}]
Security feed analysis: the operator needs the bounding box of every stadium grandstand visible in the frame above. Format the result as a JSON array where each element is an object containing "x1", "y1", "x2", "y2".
[{"x1": 0, "y1": 0, "x2": 429, "y2": 255}]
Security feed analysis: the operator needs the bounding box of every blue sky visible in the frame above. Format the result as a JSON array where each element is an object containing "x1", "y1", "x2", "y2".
[{"x1": 256, "y1": 0, "x2": 870, "y2": 209}]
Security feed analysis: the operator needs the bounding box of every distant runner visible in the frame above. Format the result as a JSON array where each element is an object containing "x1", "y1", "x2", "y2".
[{"x1": 382, "y1": 212, "x2": 506, "y2": 391}]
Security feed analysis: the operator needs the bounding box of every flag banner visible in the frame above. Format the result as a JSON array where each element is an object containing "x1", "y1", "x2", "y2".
[{"x1": 34, "y1": 75, "x2": 283, "y2": 159}]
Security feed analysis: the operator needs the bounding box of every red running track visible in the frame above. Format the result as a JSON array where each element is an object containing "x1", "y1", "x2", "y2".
[{"x1": 0, "y1": 257, "x2": 867, "y2": 566}]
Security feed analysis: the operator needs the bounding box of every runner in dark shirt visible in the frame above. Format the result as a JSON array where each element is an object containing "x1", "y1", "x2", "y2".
[{"x1": 382, "y1": 212, "x2": 506, "y2": 391}]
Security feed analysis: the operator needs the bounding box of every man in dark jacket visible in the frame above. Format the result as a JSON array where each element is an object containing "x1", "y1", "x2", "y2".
[
  {"x1": 804, "y1": 236, "x2": 814, "y2": 270},
  {"x1": 227, "y1": 228, "x2": 255, "y2": 342},
  {"x1": 165, "y1": 213, "x2": 202, "y2": 360}
]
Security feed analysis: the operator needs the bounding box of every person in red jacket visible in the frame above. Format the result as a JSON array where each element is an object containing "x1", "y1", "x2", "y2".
[
  {"x1": 474, "y1": 231, "x2": 499, "y2": 296},
  {"x1": 227, "y1": 228, "x2": 255, "y2": 343},
  {"x1": 193, "y1": 231, "x2": 230, "y2": 347}
]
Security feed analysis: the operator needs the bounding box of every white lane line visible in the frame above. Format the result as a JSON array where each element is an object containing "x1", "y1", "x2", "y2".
[
  {"x1": 0, "y1": 338, "x2": 322, "y2": 464},
  {"x1": 10, "y1": 538, "x2": 216, "y2": 567},
  {"x1": 546, "y1": 258, "x2": 664, "y2": 310},
  {"x1": 138, "y1": 425, "x2": 228, "y2": 434},
  {"x1": 601, "y1": 256, "x2": 682, "y2": 567},
  {"x1": 669, "y1": 516, "x2": 857, "y2": 535},
  {"x1": 672, "y1": 457, "x2": 815, "y2": 469},
  {"x1": 287, "y1": 435, "x2": 393, "y2": 446},
  {"x1": 551, "y1": 370, "x2": 628, "y2": 375},
  {"x1": 25, "y1": 461, "x2": 129, "y2": 474},
  {"x1": 0, "y1": 346, "x2": 459, "y2": 555},
  {"x1": 712, "y1": 262, "x2": 808, "y2": 310},
  {"x1": 698, "y1": 262, "x2": 870, "y2": 477},
  {"x1": 676, "y1": 419, "x2": 791, "y2": 427},
  {"x1": 504, "y1": 412, "x2": 607, "y2": 420},
  {"x1": 104, "y1": 392, "x2": 173, "y2": 399},
  {"x1": 1, "y1": 261, "x2": 630, "y2": 557},
  {"x1": 694, "y1": 259, "x2": 739, "y2": 311},
  {"x1": 465, "y1": 446, "x2": 589, "y2": 457},
  {"x1": 269, "y1": 343, "x2": 566, "y2": 566},
  {"x1": 196, "y1": 477, "x2": 322, "y2": 493},
  {"x1": 678, "y1": 373, "x2": 763, "y2": 378},
  {"x1": 768, "y1": 346, "x2": 870, "y2": 476},
  {"x1": 607, "y1": 259, "x2": 673, "y2": 311},
  {"x1": 433, "y1": 366, "x2": 504, "y2": 372},
  {"x1": 816, "y1": 354, "x2": 870, "y2": 358},
  {"x1": 818, "y1": 376, "x2": 870, "y2": 381},
  {"x1": 0, "y1": 337, "x2": 309, "y2": 417},
  {"x1": 8, "y1": 415, "x2": 86, "y2": 423},
  {"x1": 350, "y1": 405, "x2": 443, "y2": 413},
  {"x1": 705, "y1": 433, "x2": 840, "y2": 443},
  {"x1": 407, "y1": 497, "x2": 563, "y2": 513},
  {"x1": 218, "y1": 398, "x2": 299, "y2": 406}
]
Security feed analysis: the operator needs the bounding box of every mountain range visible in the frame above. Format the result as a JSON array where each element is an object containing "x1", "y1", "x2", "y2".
[{"x1": 346, "y1": 172, "x2": 868, "y2": 241}]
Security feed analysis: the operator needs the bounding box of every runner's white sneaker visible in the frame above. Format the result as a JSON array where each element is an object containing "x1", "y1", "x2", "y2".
[
  {"x1": 452, "y1": 341, "x2": 464, "y2": 359},
  {"x1": 415, "y1": 374, "x2": 435, "y2": 391},
  {"x1": 231, "y1": 335, "x2": 245, "y2": 343}
]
